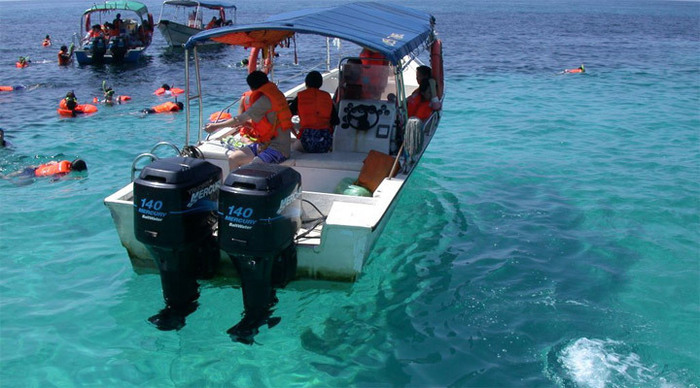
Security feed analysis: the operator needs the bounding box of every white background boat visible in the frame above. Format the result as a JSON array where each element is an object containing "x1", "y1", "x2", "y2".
[{"x1": 156, "y1": 0, "x2": 237, "y2": 47}]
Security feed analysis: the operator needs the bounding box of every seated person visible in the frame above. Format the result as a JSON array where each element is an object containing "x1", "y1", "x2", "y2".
[
  {"x1": 406, "y1": 79, "x2": 435, "y2": 121},
  {"x1": 84, "y1": 24, "x2": 104, "y2": 43},
  {"x1": 337, "y1": 59, "x2": 363, "y2": 101},
  {"x1": 359, "y1": 48, "x2": 391, "y2": 100},
  {"x1": 413, "y1": 65, "x2": 441, "y2": 109},
  {"x1": 142, "y1": 101, "x2": 183, "y2": 114},
  {"x1": 289, "y1": 71, "x2": 339, "y2": 153},
  {"x1": 204, "y1": 71, "x2": 293, "y2": 170},
  {"x1": 205, "y1": 16, "x2": 218, "y2": 30}
]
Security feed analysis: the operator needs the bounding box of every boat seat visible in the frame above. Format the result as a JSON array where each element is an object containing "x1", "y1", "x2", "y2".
[{"x1": 290, "y1": 150, "x2": 366, "y2": 171}]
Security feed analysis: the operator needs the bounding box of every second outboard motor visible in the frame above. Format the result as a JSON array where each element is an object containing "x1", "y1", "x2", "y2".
[
  {"x1": 219, "y1": 163, "x2": 301, "y2": 343},
  {"x1": 91, "y1": 37, "x2": 107, "y2": 62},
  {"x1": 134, "y1": 157, "x2": 222, "y2": 331},
  {"x1": 109, "y1": 36, "x2": 128, "y2": 62}
]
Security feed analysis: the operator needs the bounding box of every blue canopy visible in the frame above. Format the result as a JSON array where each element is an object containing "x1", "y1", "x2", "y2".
[{"x1": 185, "y1": 2, "x2": 435, "y2": 64}]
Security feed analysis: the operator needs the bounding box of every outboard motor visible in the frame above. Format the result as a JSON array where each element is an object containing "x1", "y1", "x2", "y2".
[
  {"x1": 134, "y1": 157, "x2": 222, "y2": 331},
  {"x1": 109, "y1": 36, "x2": 128, "y2": 62},
  {"x1": 219, "y1": 163, "x2": 301, "y2": 343},
  {"x1": 91, "y1": 37, "x2": 107, "y2": 62}
]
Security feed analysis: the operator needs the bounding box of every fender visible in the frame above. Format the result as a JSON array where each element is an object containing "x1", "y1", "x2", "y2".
[
  {"x1": 247, "y1": 47, "x2": 272, "y2": 74},
  {"x1": 247, "y1": 47, "x2": 260, "y2": 74},
  {"x1": 430, "y1": 39, "x2": 444, "y2": 99}
]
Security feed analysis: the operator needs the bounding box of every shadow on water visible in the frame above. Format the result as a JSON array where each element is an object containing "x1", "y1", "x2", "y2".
[{"x1": 294, "y1": 167, "x2": 652, "y2": 386}]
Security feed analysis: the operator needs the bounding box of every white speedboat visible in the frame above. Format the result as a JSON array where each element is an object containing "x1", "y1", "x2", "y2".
[
  {"x1": 104, "y1": 2, "x2": 443, "y2": 336},
  {"x1": 156, "y1": 0, "x2": 237, "y2": 47}
]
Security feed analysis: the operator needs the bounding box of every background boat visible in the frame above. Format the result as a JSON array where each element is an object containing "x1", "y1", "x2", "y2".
[
  {"x1": 74, "y1": 1, "x2": 154, "y2": 65},
  {"x1": 156, "y1": 0, "x2": 237, "y2": 48}
]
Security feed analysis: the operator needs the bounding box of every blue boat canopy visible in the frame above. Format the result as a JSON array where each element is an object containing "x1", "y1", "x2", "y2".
[
  {"x1": 83, "y1": 1, "x2": 150, "y2": 19},
  {"x1": 185, "y1": 2, "x2": 435, "y2": 64},
  {"x1": 162, "y1": 0, "x2": 237, "y2": 10}
]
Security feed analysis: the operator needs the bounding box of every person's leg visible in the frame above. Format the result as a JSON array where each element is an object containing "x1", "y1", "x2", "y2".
[{"x1": 228, "y1": 146, "x2": 255, "y2": 171}]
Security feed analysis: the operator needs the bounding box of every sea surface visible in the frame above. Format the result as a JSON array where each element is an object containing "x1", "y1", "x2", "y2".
[{"x1": 1, "y1": 0, "x2": 698, "y2": 387}]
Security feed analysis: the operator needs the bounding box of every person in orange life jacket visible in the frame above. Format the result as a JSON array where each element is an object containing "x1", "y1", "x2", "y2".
[
  {"x1": 205, "y1": 16, "x2": 218, "y2": 30},
  {"x1": 406, "y1": 79, "x2": 434, "y2": 121},
  {"x1": 142, "y1": 101, "x2": 183, "y2": 114},
  {"x1": 16, "y1": 56, "x2": 30, "y2": 67},
  {"x1": 413, "y1": 65, "x2": 441, "y2": 110},
  {"x1": 43, "y1": 35, "x2": 52, "y2": 47},
  {"x1": 335, "y1": 58, "x2": 363, "y2": 102},
  {"x1": 204, "y1": 70, "x2": 293, "y2": 170},
  {"x1": 0, "y1": 159, "x2": 87, "y2": 180},
  {"x1": 59, "y1": 91, "x2": 83, "y2": 116},
  {"x1": 359, "y1": 47, "x2": 390, "y2": 99},
  {"x1": 85, "y1": 24, "x2": 104, "y2": 41},
  {"x1": 58, "y1": 44, "x2": 75, "y2": 66},
  {"x1": 289, "y1": 71, "x2": 339, "y2": 153}
]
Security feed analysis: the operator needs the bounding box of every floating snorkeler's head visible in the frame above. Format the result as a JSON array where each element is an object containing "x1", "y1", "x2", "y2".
[{"x1": 70, "y1": 159, "x2": 87, "y2": 172}]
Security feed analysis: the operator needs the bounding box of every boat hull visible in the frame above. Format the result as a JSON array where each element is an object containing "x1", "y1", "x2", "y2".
[
  {"x1": 104, "y1": 176, "x2": 406, "y2": 282},
  {"x1": 157, "y1": 20, "x2": 220, "y2": 47},
  {"x1": 75, "y1": 48, "x2": 146, "y2": 65}
]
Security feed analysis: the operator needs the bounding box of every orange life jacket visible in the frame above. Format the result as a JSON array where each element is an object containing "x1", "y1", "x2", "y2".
[
  {"x1": 297, "y1": 88, "x2": 333, "y2": 131},
  {"x1": 34, "y1": 161, "x2": 71, "y2": 177},
  {"x1": 241, "y1": 82, "x2": 293, "y2": 143},
  {"x1": 58, "y1": 50, "x2": 71, "y2": 65},
  {"x1": 360, "y1": 48, "x2": 388, "y2": 66},
  {"x1": 407, "y1": 90, "x2": 433, "y2": 121},
  {"x1": 154, "y1": 87, "x2": 184, "y2": 96},
  {"x1": 359, "y1": 49, "x2": 390, "y2": 99},
  {"x1": 42, "y1": 39, "x2": 51, "y2": 47},
  {"x1": 152, "y1": 101, "x2": 180, "y2": 113},
  {"x1": 240, "y1": 90, "x2": 254, "y2": 112},
  {"x1": 88, "y1": 30, "x2": 103, "y2": 39}
]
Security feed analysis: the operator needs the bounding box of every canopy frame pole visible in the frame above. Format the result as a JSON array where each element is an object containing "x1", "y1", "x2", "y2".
[
  {"x1": 194, "y1": 46, "x2": 203, "y2": 142},
  {"x1": 326, "y1": 37, "x2": 331, "y2": 72},
  {"x1": 185, "y1": 47, "x2": 191, "y2": 146},
  {"x1": 184, "y1": 45, "x2": 204, "y2": 146}
]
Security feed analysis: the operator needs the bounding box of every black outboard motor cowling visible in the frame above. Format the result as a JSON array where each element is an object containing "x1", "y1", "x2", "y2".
[
  {"x1": 91, "y1": 37, "x2": 107, "y2": 62},
  {"x1": 109, "y1": 36, "x2": 128, "y2": 62},
  {"x1": 134, "y1": 156, "x2": 222, "y2": 331},
  {"x1": 219, "y1": 163, "x2": 301, "y2": 343}
]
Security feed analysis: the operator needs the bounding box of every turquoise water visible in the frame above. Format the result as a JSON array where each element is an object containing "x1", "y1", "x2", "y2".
[{"x1": 1, "y1": 0, "x2": 699, "y2": 387}]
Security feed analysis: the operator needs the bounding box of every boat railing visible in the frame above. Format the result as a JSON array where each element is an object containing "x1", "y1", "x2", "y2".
[
  {"x1": 150, "y1": 141, "x2": 181, "y2": 156},
  {"x1": 130, "y1": 152, "x2": 158, "y2": 182}
]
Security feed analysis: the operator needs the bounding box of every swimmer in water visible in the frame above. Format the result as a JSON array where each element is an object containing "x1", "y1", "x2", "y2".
[{"x1": 0, "y1": 159, "x2": 87, "y2": 183}]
